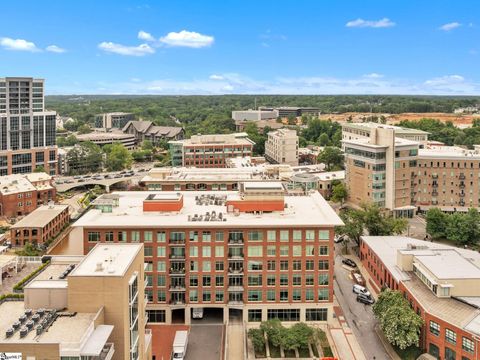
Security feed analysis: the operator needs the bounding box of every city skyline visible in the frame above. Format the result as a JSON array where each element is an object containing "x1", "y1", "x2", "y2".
[{"x1": 1, "y1": 0, "x2": 479, "y2": 95}]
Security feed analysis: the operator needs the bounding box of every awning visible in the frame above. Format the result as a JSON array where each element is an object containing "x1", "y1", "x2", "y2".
[{"x1": 80, "y1": 325, "x2": 114, "y2": 356}]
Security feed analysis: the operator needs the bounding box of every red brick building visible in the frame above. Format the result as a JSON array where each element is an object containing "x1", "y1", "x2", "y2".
[
  {"x1": 73, "y1": 183, "x2": 343, "y2": 325},
  {"x1": 10, "y1": 204, "x2": 69, "y2": 246},
  {"x1": 0, "y1": 173, "x2": 56, "y2": 218},
  {"x1": 360, "y1": 236, "x2": 480, "y2": 360}
]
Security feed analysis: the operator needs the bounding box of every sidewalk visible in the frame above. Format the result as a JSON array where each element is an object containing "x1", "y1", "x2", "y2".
[
  {"x1": 329, "y1": 305, "x2": 367, "y2": 360},
  {"x1": 227, "y1": 323, "x2": 244, "y2": 360}
]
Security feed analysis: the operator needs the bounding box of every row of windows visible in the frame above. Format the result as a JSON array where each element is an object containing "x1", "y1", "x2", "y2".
[
  {"x1": 430, "y1": 320, "x2": 474, "y2": 353},
  {"x1": 247, "y1": 308, "x2": 328, "y2": 322},
  {"x1": 87, "y1": 229, "x2": 331, "y2": 243}
]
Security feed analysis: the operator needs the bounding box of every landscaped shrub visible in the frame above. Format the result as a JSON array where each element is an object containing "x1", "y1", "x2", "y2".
[
  {"x1": 13, "y1": 261, "x2": 50, "y2": 292},
  {"x1": 248, "y1": 328, "x2": 266, "y2": 355}
]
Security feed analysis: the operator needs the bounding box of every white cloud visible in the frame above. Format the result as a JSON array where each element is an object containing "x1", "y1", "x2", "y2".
[
  {"x1": 46, "y1": 45, "x2": 66, "y2": 53},
  {"x1": 98, "y1": 42, "x2": 155, "y2": 56},
  {"x1": 0, "y1": 37, "x2": 40, "y2": 52},
  {"x1": 159, "y1": 30, "x2": 214, "y2": 48},
  {"x1": 346, "y1": 18, "x2": 396, "y2": 28},
  {"x1": 424, "y1": 75, "x2": 464, "y2": 86},
  {"x1": 363, "y1": 73, "x2": 384, "y2": 79},
  {"x1": 440, "y1": 22, "x2": 462, "y2": 31},
  {"x1": 138, "y1": 30, "x2": 155, "y2": 41},
  {"x1": 209, "y1": 74, "x2": 224, "y2": 80}
]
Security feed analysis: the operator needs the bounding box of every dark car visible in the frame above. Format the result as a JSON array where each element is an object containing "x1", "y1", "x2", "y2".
[
  {"x1": 357, "y1": 293, "x2": 375, "y2": 305},
  {"x1": 342, "y1": 258, "x2": 357, "y2": 268}
]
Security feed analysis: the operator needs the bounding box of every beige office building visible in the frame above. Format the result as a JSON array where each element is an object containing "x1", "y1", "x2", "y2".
[
  {"x1": 0, "y1": 243, "x2": 152, "y2": 360},
  {"x1": 265, "y1": 129, "x2": 299, "y2": 166}
]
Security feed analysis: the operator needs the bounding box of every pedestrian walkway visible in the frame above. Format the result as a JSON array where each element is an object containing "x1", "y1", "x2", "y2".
[
  {"x1": 329, "y1": 306, "x2": 367, "y2": 360},
  {"x1": 227, "y1": 323, "x2": 244, "y2": 360}
]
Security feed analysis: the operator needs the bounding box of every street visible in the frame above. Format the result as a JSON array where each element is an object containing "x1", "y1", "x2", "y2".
[{"x1": 334, "y1": 245, "x2": 392, "y2": 360}]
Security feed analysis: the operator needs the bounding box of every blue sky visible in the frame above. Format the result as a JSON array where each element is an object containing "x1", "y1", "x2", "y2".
[{"x1": 1, "y1": 0, "x2": 479, "y2": 95}]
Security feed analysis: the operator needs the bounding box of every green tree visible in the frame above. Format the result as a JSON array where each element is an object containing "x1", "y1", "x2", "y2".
[
  {"x1": 286, "y1": 323, "x2": 313, "y2": 350},
  {"x1": 426, "y1": 208, "x2": 447, "y2": 239},
  {"x1": 362, "y1": 203, "x2": 407, "y2": 236},
  {"x1": 330, "y1": 182, "x2": 348, "y2": 204},
  {"x1": 34, "y1": 165, "x2": 46, "y2": 173},
  {"x1": 67, "y1": 142, "x2": 103, "y2": 175},
  {"x1": 77, "y1": 124, "x2": 92, "y2": 134},
  {"x1": 373, "y1": 289, "x2": 423, "y2": 350},
  {"x1": 319, "y1": 133, "x2": 329, "y2": 146},
  {"x1": 247, "y1": 328, "x2": 265, "y2": 353},
  {"x1": 337, "y1": 209, "x2": 364, "y2": 245},
  {"x1": 141, "y1": 140, "x2": 154, "y2": 151},
  {"x1": 105, "y1": 143, "x2": 133, "y2": 171},
  {"x1": 260, "y1": 319, "x2": 284, "y2": 348},
  {"x1": 244, "y1": 122, "x2": 267, "y2": 155},
  {"x1": 318, "y1": 146, "x2": 344, "y2": 171}
]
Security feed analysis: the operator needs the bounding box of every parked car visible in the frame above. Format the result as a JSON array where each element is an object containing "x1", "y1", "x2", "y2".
[
  {"x1": 65, "y1": 180, "x2": 74, "y2": 184},
  {"x1": 352, "y1": 284, "x2": 371, "y2": 297},
  {"x1": 77, "y1": 179, "x2": 85, "y2": 183},
  {"x1": 357, "y1": 293, "x2": 375, "y2": 305},
  {"x1": 172, "y1": 330, "x2": 188, "y2": 360},
  {"x1": 342, "y1": 258, "x2": 357, "y2": 268},
  {"x1": 352, "y1": 271, "x2": 366, "y2": 286},
  {"x1": 73, "y1": 176, "x2": 81, "y2": 180}
]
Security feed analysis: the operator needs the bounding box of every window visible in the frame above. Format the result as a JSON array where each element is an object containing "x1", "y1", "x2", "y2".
[
  {"x1": 145, "y1": 262, "x2": 153, "y2": 272},
  {"x1": 445, "y1": 329, "x2": 456, "y2": 345},
  {"x1": 248, "y1": 246, "x2": 263, "y2": 257},
  {"x1": 215, "y1": 246, "x2": 224, "y2": 257},
  {"x1": 267, "y1": 246, "x2": 276, "y2": 256},
  {"x1": 189, "y1": 231, "x2": 198, "y2": 241},
  {"x1": 305, "y1": 230, "x2": 315, "y2": 241},
  {"x1": 131, "y1": 231, "x2": 140, "y2": 242},
  {"x1": 248, "y1": 231, "x2": 263, "y2": 241},
  {"x1": 157, "y1": 246, "x2": 166, "y2": 257},
  {"x1": 202, "y1": 275, "x2": 211, "y2": 286},
  {"x1": 267, "y1": 260, "x2": 276, "y2": 271},
  {"x1": 190, "y1": 275, "x2": 198, "y2": 287},
  {"x1": 147, "y1": 310, "x2": 166, "y2": 323},
  {"x1": 267, "y1": 289, "x2": 276, "y2": 301},
  {"x1": 215, "y1": 261, "x2": 224, "y2": 271},
  {"x1": 293, "y1": 230, "x2": 302, "y2": 241},
  {"x1": 267, "y1": 309, "x2": 299, "y2": 322},
  {"x1": 429, "y1": 321, "x2": 440, "y2": 336},
  {"x1": 202, "y1": 231, "x2": 211, "y2": 242},
  {"x1": 280, "y1": 274, "x2": 289, "y2": 285},
  {"x1": 306, "y1": 245, "x2": 314, "y2": 256},
  {"x1": 157, "y1": 290, "x2": 166, "y2": 302},
  {"x1": 280, "y1": 260, "x2": 289, "y2": 271},
  {"x1": 248, "y1": 290, "x2": 262, "y2": 302},
  {"x1": 306, "y1": 260, "x2": 314, "y2": 270},
  {"x1": 190, "y1": 261, "x2": 198, "y2": 271},
  {"x1": 145, "y1": 275, "x2": 153, "y2": 287},
  {"x1": 267, "y1": 274, "x2": 276, "y2": 286},
  {"x1": 292, "y1": 289, "x2": 301, "y2": 301},
  {"x1": 248, "y1": 309, "x2": 262, "y2": 322},
  {"x1": 462, "y1": 337, "x2": 474, "y2": 353},
  {"x1": 306, "y1": 289, "x2": 314, "y2": 301},
  {"x1": 318, "y1": 273, "x2": 329, "y2": 285},
  {"x1": 88, "y1": 232, "x2": 100, "y2": 242},
  {"x1": 144, "y1": 247, "x2": 153, "y2": 257},
  {"x1": 292, "y1": 260, "x2": 302, "y2": 271},
  {"x1": 280, "y1": 230, "x2": 289, "y2": 242},
  {"x1": 280, "y1": 290, "x2": 289, "y2": 301},
  {"x1": 428, "y1": 343, "x2": 440, "y2": 359},
  {"x1": 190, "y1": 290, "x2": 198, "y2": 302},
  {"x1": 202, "y1": 246, "x2": 211, "y2": 257},
  {"x1": 144, "y1": 231, "x2": 153, "y2": 242},
  {"x1": 215, "y1": 290, "x2": 224, "y2": 302},
  {"x1": 318, "y1": 230, "x2": 329, "y2": 240},
  {"x1": 202, "y1": 261, "x2": 211, "y2": 272},
  {"x1": 292, "y1": 274, "x2": 301, "y2": 286},
  {"x1": 293, "y1": 246, "x2": 302, "y2": 256},
  {"x1": 280, "y1": 246, "x2": 289, "y2": 256},
  {"x1": 248, "y1": 274, "x2": 262, "y2": 286},
  {"x1": 105, "y1": 232, "x2": 114, "y2": 242},
  {"x1": 157, "y1": 261, "x2": 166, "y2": 272},
  {"x1": 319, "y1": 260, "x2": 329, "y2": 270},
  {"x1": 190, "y1": 246, "x2": 198, "y2": 257},
  {"x1": 319, "y1": 246, "x2": 329, "y2": 256},
  {"x1": 306, "y1": 309, "x2": 328, "y2": 321},
  {"x1": 318, "y1": 289, "x2": 329, "y2": 301},
  {"x1": 215, "y1": 231, "x2": 224, "y2": 242},
  {"x1": 248, "y1": 261, "x2": 263, "y2": 271},
  {"x1": 445, "y1": 347, "x2": 456, "y2": 360},
  {"x1": 118, "y1": 231, "x2": 127, "y2": 242},
  {"x1": 156, "y1": 231, "x2": 166, "y2": 242},
  {"x1": 267, "y1": 230, "x2": 276, "y2": 242},
  {"x1": 202, "y1": 290, "x2": 211, "y2": 302},
  {"x1": 305, "y1": 274, "x2": 314, "y2": 286},
  {"x1": 215, "y1": 275, "x2": 224, "y2": 287}
]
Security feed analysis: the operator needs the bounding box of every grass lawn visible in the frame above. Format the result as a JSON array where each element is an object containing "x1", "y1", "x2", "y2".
[{"x1": 394, "y1": 345, "x2": 422, "y2": 360}]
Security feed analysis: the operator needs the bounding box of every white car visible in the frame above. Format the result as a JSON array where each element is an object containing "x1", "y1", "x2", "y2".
[{"x1": 352, "y1": 284, "x2": 371, "y2": 297}]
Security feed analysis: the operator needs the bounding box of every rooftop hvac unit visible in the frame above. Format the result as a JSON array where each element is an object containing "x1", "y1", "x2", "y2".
[
  {"x1": 36, "y1": 325, "x2": 43, "y2": 335},
  {"x1": 37, "y1": 308, "x2": 45, "y2": 316},
  {"x1": 19, "y1": 314, "x2": 27, "y2": 323},
  {"x1": 6, "y1": 328, "x2": 14, "y2": 338},
  {"x1": 19, "y1": 327, "x2": 28, "y2": 338},
  {"x1": 25, "y1": 309, "x2": 33, "y2": 316},
  {"x1": 12, "y1": 321, "x2": 21, "y2": 330},
  {"x1": 32, "y1": 314, "x2": 40, "y2": 323},
  {"x1": 26, "y1": 320, "x2": 34, "y2": 330}
]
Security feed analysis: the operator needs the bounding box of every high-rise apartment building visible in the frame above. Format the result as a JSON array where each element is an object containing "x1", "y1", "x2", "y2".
[
  {"x1": 265, "y1": 129, "x2": 299, "y2": 166},
  {"x1": 343, "y1": 123, "x2": 480, "y2": 215},
  {"x1": 73, "y1": 183, "x2": 343, "y2": 325},
  {"x1": 0, "y1": 77, "x2": 57, "y2": 175}
]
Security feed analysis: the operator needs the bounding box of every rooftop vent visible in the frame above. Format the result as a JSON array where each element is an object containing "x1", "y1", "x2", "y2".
[
  {"x1": 19, "y1": 327, "x2": 28, "y2": 338},
  {"x1": 95, "y1": 262, "x2": 104, "y2": 272},
  {"x1": 5, "y1": 328, "x2": 14, "y2": 338}
]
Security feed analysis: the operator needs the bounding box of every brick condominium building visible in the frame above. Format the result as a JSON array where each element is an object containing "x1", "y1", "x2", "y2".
[
  {"x1": 360, "y1": 236, "x2": 480, "y2": 360},
  {"x1": 73, "y1": 182, "x2": 343, "y2": 325},
  {"x1": 343, "y1": 122, "x2": 480, "y2": 216},
  {"x1": 169, "y1": 132, "x2": 254, "y2": 168}
]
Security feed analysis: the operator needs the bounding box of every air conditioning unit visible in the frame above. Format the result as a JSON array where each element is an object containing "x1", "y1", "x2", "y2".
[{"x1": 6, "y1": 328, "x2": 14, "y2": 337}]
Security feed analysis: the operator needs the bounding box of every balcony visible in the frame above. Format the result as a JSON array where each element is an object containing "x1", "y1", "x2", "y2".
[
  {"x1": 228, "y1": 253, "x2": 244, "y2": 260},
  {"x1": 228, "y1": 285, "x2": 244, "y2": 292},
  {"x1": 432, "y1": 183, "x2": 438, "y2": 188},
  {"x1": 459, "y1": 192, "x2": 466, "y2": 197},
  {"x1": 169, "y1": 285, "x2": 186, "y2": 291},
  {"x1": 100, "y1": 343, "x2": 115, "y2": 360},
  {"x1": 169, "y1": 239, "x2": 186, "y2": 245},
  {"x1": 169, "y1": 299, "x2": 186, "y2": 305},
  {"x1": 459, "y1": 174, "x2": 466, "y2": 180},
  {"x1": 432, "y1": 174, "x2": 438, "y2": 179},
  {"x1": 228, "y1": 267, "x2": 244, "y2": 275},
  {"x1": 228, "y1": 239, "x2": 244, "y2": 246},
  {"x1": 432, "y1": 191, "x2": 438, "y2": 196},
  {"x1": 169, "y1": 268, "x2": 186, "y2": 275},
  {"x1": 169, "y1": 254, "x2": 185, "y2": 260},
  {"x1": 228, "y1": 300, "x2": 244, "y2": 306},
  {"x1": 459, "y1": 183, "x2": 466, "y2": 189}
]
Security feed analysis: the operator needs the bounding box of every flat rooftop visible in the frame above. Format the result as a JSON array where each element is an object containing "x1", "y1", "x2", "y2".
[
  {"x1": 0, "y1": 301, "x2": 96, "y2": 344},
  {"x1": 413, "y1": 249, "x2": 480, "y2": 280},
  {"x1": 361, "y1": 236, "x2": 480, "y2": 282},
  {"x1": 11, "y1": 204, "x2": 69, "y2": 229},
  {"x1": 69, "y1": 243, "x2": 142, "y2": 277},
  {"x1": 171, "y1": 132, "x2": 254, "y2": 146},
  {"x1": 24, "y1": 172, "x2": 52, "y2": 183},
  {"x1": 76, "y1": 131, "x2": 135, "y2": 141},
  {"x1": 0, "y1": 175, "x2": 36, "y2": 195},
  {"x1": 74, "y1": 190, "x2": 343, "y2": 228},
  {"x1": 419, "y1": 146, "x2": 480, "y2": 159},
  {"x1": 342, "y1": 122, "x2": 429, "y2": 135}
]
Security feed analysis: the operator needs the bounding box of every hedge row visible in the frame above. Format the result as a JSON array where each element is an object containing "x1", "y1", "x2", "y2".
[{"x1": 13, "y1": 261, "x2": 50, "y2": 292}]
